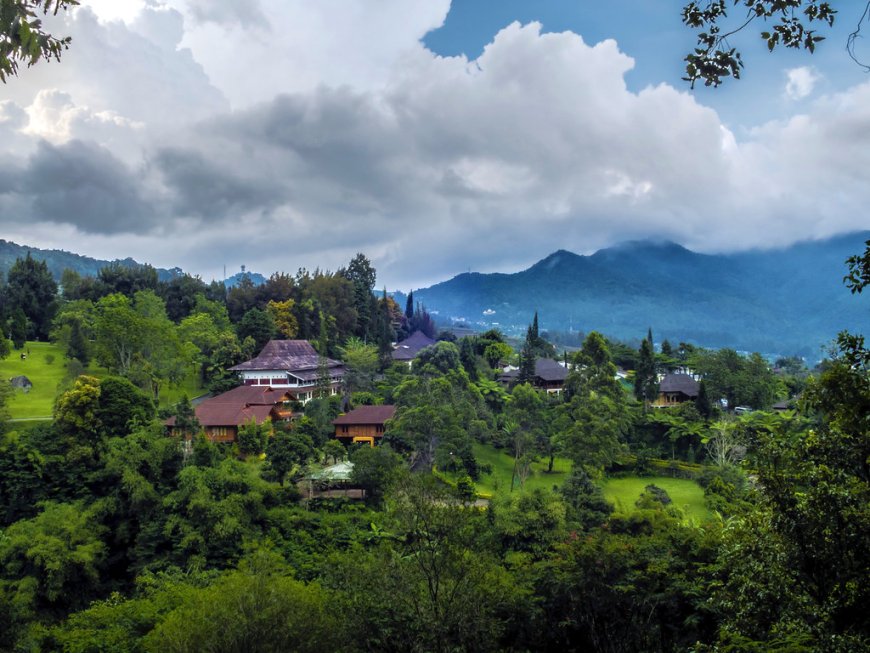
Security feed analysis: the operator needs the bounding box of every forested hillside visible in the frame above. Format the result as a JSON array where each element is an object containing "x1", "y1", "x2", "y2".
[
  {"x1": 0, "y1": 244, "x2": 866, "y2": 652},
  {"x1": 410, "y1": 232, "x2": 870, "y2": 355}
]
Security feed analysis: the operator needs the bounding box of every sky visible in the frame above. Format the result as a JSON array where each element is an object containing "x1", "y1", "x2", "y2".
[{"x1": 1, "y1": 0, "x2": 869, "y2": 290}]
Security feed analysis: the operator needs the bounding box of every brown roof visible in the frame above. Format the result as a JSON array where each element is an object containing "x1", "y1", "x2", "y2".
[
  {"x1": 391, "y1": 331, "x2": 436, "y2": 361},
  {"x1": 229, "y1": 339, "x2": 344, "y2": 373},
  {"x1": 658, "y1": 373, "x2": 700, "y2": 397},
  {"x1": 332, "y1": 405, "x2": 397, "y2": 426},
  {"x1": 207, "y1": 385, "x2": 294, "y2": 405},
  {"x1": 166, "y1": 385, "x2": 292, "y2": 428}
]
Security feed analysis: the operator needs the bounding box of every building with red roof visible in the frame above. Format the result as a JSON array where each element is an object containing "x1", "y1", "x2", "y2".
[{"x1": 166, "y1": 385, "x2": 295, "y2": 443}]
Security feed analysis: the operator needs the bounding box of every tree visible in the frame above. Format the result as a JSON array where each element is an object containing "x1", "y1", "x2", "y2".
[
  {"x1": 236, "y1": 307, "x2": 275, "y2": 352},
  {"x1": 265, "y1": 430, "x2": 313, "y2": 486},
  {"x1": 339, "y1": 336, "x2": 379, "y2": 394},
  {"x1": 0, "y1": 0, "x2": 78, "y2": 83},
  {"x1": 266, "y1": 298, "x2": 298, "y2": 339},
  {"x1": 517, "y1": 325, "x2": 537, "y2": 386},
  {"x1": 3, "y1": 253, "x2": 57, "y2": 340},
  {"x1": 634, "y1": 328, "x2": 658, "y2": 406},
  {"x1": 237, "y1": 418, "x2": 270, "y2": 457},
  {"x1": 681, "y1": 0, "x2": 838, "y2": 87}
]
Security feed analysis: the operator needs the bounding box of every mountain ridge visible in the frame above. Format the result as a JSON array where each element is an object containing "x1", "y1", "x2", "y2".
[{"x1": 411, "y1": 232, "x2": 870, "y2": 356}]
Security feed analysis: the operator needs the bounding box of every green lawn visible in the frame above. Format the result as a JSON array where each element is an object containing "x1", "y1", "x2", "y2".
[
  {"x1": 600, "y1": 475, "x2": 712, "y2": 524},
  {"x1": 1, "y1": 342, "x2": 70, "y2": 419},
  {"x1": 472, "y1": 442, "x2": 572, "y2": 497},
  {"x1": 2, "y1": 343, "x2": 205, "y2": 420}
]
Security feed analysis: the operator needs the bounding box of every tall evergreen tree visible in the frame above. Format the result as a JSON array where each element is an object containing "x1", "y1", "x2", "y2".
[
  {"x1": 405, "y1": 291, "x2": 414, "y2": 321},
  {"x1": 517, "y1": 325, "x2": 537, "y2": 385},
  {"x1": 634, "y1": 328, "x2": 658, "y2": 405},
  {"x1": 531, "y1": 311, "x2": 540, "y2": 342}
]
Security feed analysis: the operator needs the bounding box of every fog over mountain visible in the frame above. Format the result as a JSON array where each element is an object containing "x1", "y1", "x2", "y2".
[{"x1": 407, "y1": 232, "x2": 870, "y2": 356}]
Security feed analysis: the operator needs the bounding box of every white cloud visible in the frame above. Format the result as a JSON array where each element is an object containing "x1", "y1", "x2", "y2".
[
  {"x1": 2, "y1": 6, "x2": 869, "y2": 289},
  {"x1": 784, "y1": 66, "x2": 821, "y2": 100}
]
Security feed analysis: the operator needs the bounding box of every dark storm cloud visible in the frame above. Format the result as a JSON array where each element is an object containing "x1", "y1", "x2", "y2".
[
  {"x1": 155, "y1": 147, "x2": 286, "y2": 218},
  {"x1": 21, "y1": 140, "x2": 157, "y2": 234}
]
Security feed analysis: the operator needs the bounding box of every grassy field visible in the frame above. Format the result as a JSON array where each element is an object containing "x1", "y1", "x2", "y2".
[
  {"x1": 472, "y1": 442, "x2": 572, "y2": 496},
  {"x1": 600, "y1": 475, "x2": 712, "y2": 524},
  {"x1": 1, "y1": 342, "x2": 70, "y2": 419},
  {"x1": 2, "y1": 342, "x2": 205, "y2": 420}
]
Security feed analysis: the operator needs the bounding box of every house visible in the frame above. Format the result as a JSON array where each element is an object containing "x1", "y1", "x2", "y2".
[
  {"x1": 498, "y1": 358, "x2": 569, "y2": 394},
  {"x1": 391, "y1": 331, "x2": 436, "y2": 364},
  {"x1": 229, "y1": 340, "x2": 345, "y2": 403},
  {"x1": 165, "y1": 385, "x2": 294, "y2": 442},
  {"x1": 654, "y1": 373, "x2": 700, "y2": 407},
  {"x1": 332, "y1": 404, "x2": 396, "y2": 446}
]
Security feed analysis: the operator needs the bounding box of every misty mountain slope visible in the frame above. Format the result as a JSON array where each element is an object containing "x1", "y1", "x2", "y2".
[{"x1": 413, "y1": 232, "x2": 870, "y2": 355}]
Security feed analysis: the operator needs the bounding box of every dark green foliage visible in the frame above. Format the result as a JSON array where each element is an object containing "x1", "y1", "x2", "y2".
[
  {"x1": 695, "y1": 378, "x2": 713, "y2": 418},
  {"x1": 349, "y1": 443, "x2": 403, "y2": 505},
  {"x1": 265, "y1": 429, "x2": 313, "y2": 486},
  {"x1": 682, "y1": 0, "x2": 836, "y2": 88},
  {"x1": 559, "y1": 468, "x2": 614, "y2": 529},
  {"x1": 3, "y1": 253, "x2": 58, "y2": 341},
  {"x1": 8, "y1": 307, "x2": 27, "y2": 348},
  {"x1": 236, "y1": 307, "x2": 275, "y2": 352},
  {"x1": 634, "y1": 329, "x2": 658, "y2": 404},
  {"x1": 517, "y1": 325, "x2": 536, "y2": 385},
  {"x1": 94, "y1": 376, "x2": 156, "y2": 438},
  {"x1": 66, "y1": 318, "x2": 90, "y2": 365}
]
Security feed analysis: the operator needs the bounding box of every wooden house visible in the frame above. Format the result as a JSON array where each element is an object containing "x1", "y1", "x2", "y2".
[
  {"x1": 332, "y1": 405, "x2": 396, "y2": 446},
  {"x1": 653, "y1": 373, "x2": 700, "y2": 407}
]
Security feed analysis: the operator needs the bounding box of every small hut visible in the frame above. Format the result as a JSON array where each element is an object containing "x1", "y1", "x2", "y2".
[{"x1": 10, "y1": 376, "x2": 32, "y2": 393}]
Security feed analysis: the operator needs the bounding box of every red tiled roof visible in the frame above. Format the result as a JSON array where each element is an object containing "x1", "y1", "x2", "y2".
[
  {"x1": 229, "y1": 339, "x2": 344, "y2": 372},
  {"x1": 332, "y1": 405, "x2": 397, "y2": 426},
  {"x1": 165, "y1": 385, "x2": 292, "y2": 428}
]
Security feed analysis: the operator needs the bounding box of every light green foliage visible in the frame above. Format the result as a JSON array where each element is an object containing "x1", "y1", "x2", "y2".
[
  {"x1": 146, "y1": 549, "x2": 344, "y2": 653},
  {"x1": 471, "y1": 441, "x2": 571, "y2": 497},
  {"x1": 321, "y1": 439, "x2": 346, "y2": 465},
  {"x1": 237, "y1": 418, "x2": 270, "y2": 456},
  {"x1": 339, "y1": 336, "x2": 379, "y2": 393},
  {"x1": 388, "y1": 364, "x2": 489, "y2": 478},
  {"x1": 163, "y1": 459, "x2": 272, "y2": 568},
  {"x1": 53, "y1": 374, "x2": 101, "y2": 440},
  {"x1": 0, "y1": 501, "x2": 106, "y2": 616}
]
